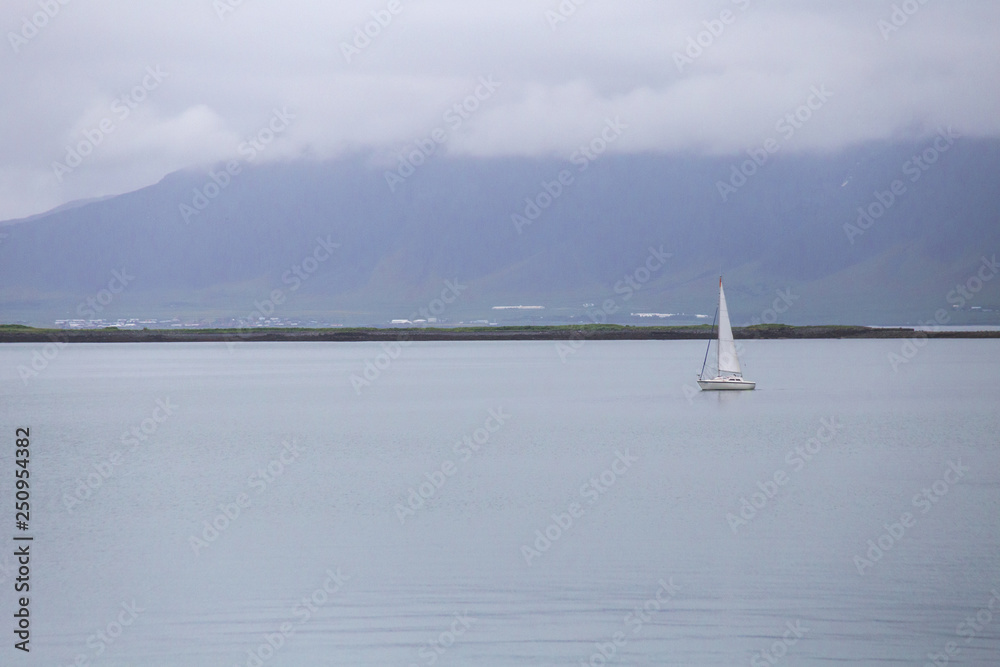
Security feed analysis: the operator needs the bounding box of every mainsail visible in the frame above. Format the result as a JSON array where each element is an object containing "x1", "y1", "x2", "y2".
[{"x1": 716, "y1": 278, "x2": 742, "y2": 376}]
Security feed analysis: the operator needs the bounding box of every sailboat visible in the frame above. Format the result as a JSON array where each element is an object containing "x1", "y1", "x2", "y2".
[{"x1": 698, "y1": 277, "x2": 756, "y2": 391}]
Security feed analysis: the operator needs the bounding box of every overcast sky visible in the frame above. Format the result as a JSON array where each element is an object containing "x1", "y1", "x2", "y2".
[{"x1": 1, "y1": 0, "x2": 998, "y2": 221}]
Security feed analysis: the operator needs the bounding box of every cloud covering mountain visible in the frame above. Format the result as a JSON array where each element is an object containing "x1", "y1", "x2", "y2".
[
  {"x1": 2, "y1": 1, "x2": 999, "y2": 221},
  {"x1": 2, "y1": 138, "x2": 998, "y2": 326}
]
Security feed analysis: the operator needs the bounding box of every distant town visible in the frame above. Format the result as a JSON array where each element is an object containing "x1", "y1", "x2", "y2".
[
  {"x1": 50, "y1": 309, "x2": 716, "y2": 330},
  {"x1": 44, "y1": 304, "x2": 998, "y2": 330},
  {"x1": 53, "y1": 317, "x2": 344, "y2": 330},
  {"x1": 52, "y1": 316, "x2": 515, "y2": 330}
]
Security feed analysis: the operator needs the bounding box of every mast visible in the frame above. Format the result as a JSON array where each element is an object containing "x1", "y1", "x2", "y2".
[
  {"x1": 699, "y1": 306, "x2": 718, "y2": 380},
  {"x1": 716, "y1": 277, "x2": 722, "y2": 372},
  {"x1": 717, "y1": 277, "x2": 742, "y2": 376}
]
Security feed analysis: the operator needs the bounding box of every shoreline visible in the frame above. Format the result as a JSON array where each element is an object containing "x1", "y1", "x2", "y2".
[{"x1": 2, "y1": 324, "x2": 999, "y2": 343}]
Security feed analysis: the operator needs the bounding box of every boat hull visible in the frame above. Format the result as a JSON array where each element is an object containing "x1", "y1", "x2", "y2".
[{"x1": 698, "y1": 377, "x2": 756, "y2": 391}]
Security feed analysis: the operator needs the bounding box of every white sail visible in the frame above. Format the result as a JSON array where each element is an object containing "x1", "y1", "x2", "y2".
[
  {"x1": 698, "y1": 277, "x2": 755, "y2": 390},
  {"x1": 716, "y1": 279, "x2": 742, "y2": 375}
]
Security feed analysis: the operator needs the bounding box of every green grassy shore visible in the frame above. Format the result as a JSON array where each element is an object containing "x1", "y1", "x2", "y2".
[{"x1": 1, "y1": 323, "x2": 998, "y2": 343}]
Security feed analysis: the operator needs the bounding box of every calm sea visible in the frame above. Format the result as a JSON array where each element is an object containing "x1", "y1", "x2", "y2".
[{"x1": 1, "y1": 340, "x2": 998, "y2": 666}]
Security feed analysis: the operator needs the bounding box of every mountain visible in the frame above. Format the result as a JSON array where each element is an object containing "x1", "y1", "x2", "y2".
[{"x1": 2, "y1": 139, "x2": 999, "y2": 327}]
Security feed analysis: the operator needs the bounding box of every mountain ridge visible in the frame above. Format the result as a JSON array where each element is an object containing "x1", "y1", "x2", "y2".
[{"x1": 1, "y1": 140, "x2": 998, "y2": 326}]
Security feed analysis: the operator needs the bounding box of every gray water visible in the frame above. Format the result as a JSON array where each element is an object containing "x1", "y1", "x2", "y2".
[{"x1": 1, "y1": 340, "x2": 998, "y2": 666}]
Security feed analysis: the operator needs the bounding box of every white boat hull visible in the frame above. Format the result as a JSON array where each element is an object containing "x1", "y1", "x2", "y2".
[
  {"x1": 696, "y1": 278, "x2": 758, "y2": 391},
  {"x1": 698, "y1": 376, "x2": 756, "y2": 391}
]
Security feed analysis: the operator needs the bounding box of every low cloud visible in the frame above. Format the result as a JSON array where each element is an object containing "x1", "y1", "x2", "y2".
[{"x1": 1, "y1": 0, "x2": 997, "y2": 220}]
